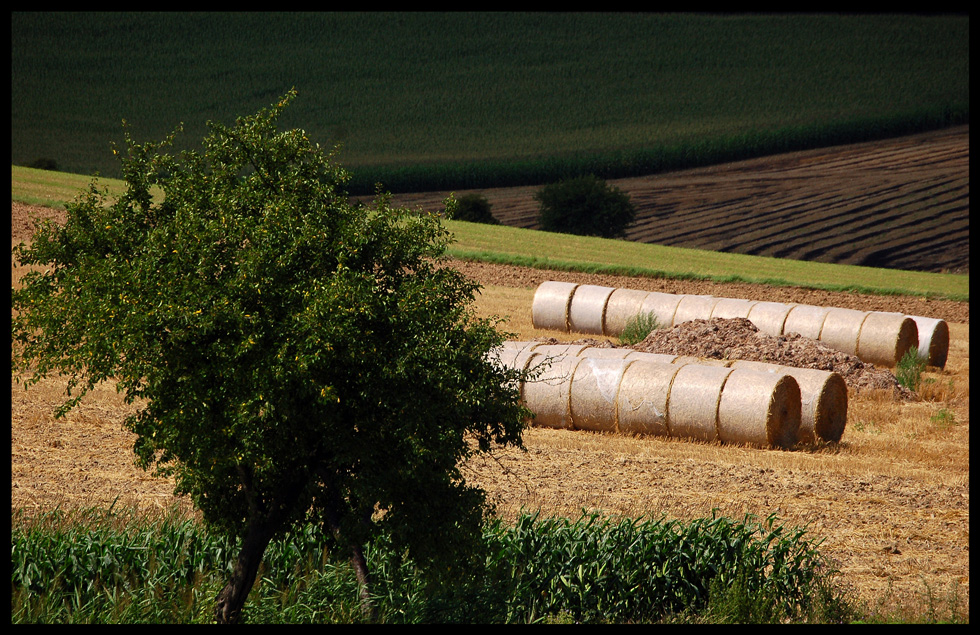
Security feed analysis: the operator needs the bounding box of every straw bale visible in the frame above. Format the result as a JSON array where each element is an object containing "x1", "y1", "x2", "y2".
[
  {"x1": 638, "y1": 291, "x2": 683, "y2": 329},
  {"x1": 729, "y1": 360, "x2": 847, "y2": 445},
  {"x1": 616, "y1": 359, "x2": 680, "y2": 437},
  {"x1": 569, "y1": 357, "x2": 630, "y2": 432},
  {"x1": 624, "y1": 350, "x2": 679, "y2": 365},
  {"x1": 568, "y1": 284, "x2": 615, "y2": 334},
  {"x1": 603, "y1": 288, "x2": 652, "y2": 336},
  {"x1": 666, "y1": 364, "x2": 734, "y2": 443},
  {"x1": 717, "y1": 368, "x2": 801, "y2": 448},
  {"x1": 745, "y1": 301, "x2": 797, "y2": 336},
  {"x1": 782, "y1": 304, "x2": 832, "y2": 340},
  {"x1": 671, "y1": 294, "x2": 720, "y2": 326},
  {"x1": 710, "y1": 297, "x2": 758, "y2": 319},
  {"x1": 577, "y1": 347, "x2": 632, "y2": 359},
  {"x1": 672, "y1": 356, "x2": 732, "y2": 367},
  {"x1": 817, "y1": 307, "x2": 869, "y2": 357},
  {"x1": 856, "y1": 313, "x2": 918, "y2": 367},
  {"x1": 909, "y1": 316, "x2": 950, "y2": 369},
  {"x1": 522, "y1": 353, "x2": 582, "y2": 429},
  {"x1": 530, "y1": 343, "x2": 591, "y2": 359},
  {"x1": 531, "y1": 281, "x2": 578, "y2": 331}
]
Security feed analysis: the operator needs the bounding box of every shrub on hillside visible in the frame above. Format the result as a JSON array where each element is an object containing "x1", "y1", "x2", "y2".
[
  {"x1": 535, "y1": 175, "x2": 635, "y2": 238},
  {"x1": 446, "y1": 193, "x2": 499, "y2": 225}
]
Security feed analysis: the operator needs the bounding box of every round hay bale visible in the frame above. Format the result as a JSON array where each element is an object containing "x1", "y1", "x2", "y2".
[
  {"x1": 717, "y1": 369, "x2": 801, "y2": 449},
  {"x1": 817, "y1": 308, "x2": 869, "y2": 356},
  {"x1": 671, "y1": 294, "x2": 720, "y2": 326},
  {"x1": 522, "y1": 354, "x2": 582, "y2": 429},
  {"x1": 856, "y1": 313, "x2": 918, "y2": 367},
  {"x1": 616, "y1": 359, "x2": 680, "y2": 437},
  {"x1": 530, "y1": 343, "x2": 592, "y2": 359},
  {"x1": 603, "y1": 288, "x2": 652, "y2": 337},
  {"x1": 729, "y1": 360, "x2": 847, "y2": 445},
  {"x1": 672, "y1": 356, "x2": 733, "y2": 368},
  {"x1": 638, "y1": 292, "x2": 684, "y2": 329},
  {"x1": 710, "y1": 297, "x2": 758, "y2": 319},
  {"x1": 910, "y1": 316, "x2": 950, "y2": 369},
  {"x1": 570, "y1": 357, "x2": 630, "y2": 432},
  {"x1": 746, "y1": 301, "x2": 797, "y2": 336},
  {"x1": 625, "y1": 350, "x2": 679, "y2": 365},
  {"x1": 568, "y1": 285, "x2": 616, "y2": 335},
  {"x1": 578, "y1": 347, "x2": 632, "y2": 359},
  {"x1": 782, "y1": 304, "x2": 832, "y2": 340},
  {"x1": 666, "y1": 364, "x2": 734, "y2": 443},
  {"x1": 532, "y1": 281, "x2": 578, "y2": 331}
]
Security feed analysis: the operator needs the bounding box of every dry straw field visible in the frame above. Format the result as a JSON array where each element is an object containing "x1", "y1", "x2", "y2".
[{"x1": 10, "y1": 129, "x2": 969, "y2": 617}]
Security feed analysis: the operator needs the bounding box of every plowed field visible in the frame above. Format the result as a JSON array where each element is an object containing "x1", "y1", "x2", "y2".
[{"x1": 389, "y1": 125, "x2": 970, "y2": 274}]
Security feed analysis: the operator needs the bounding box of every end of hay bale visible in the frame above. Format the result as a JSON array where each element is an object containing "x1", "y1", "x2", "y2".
[
  {"x1": 717, "y1": 369, "x2": 801, "y2": 449},
  {"x1": 532, "y1": 281, "x2": 579, "y2": 331},
  {"x1": 856, "y1": 313, "x2": 918, "y2": 367},
  {"x1": 666, "y1": 363, "x2": 733, "y2": 443},
  {"x1": 808, "y1": 371, "x2": 848, "y2": 444},
  {"x1": 910, "y1": 316, "x2": 950, "y2": 369},
  {"x1": 817, "y1": 308, "x2": 869, "y2": 357}
]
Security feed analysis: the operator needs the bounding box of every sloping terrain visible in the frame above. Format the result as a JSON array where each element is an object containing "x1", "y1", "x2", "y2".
[{"x1": 389, "y1": 125, "x2": 969, "y2": 274}]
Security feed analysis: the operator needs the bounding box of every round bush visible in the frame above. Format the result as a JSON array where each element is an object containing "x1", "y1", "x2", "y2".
[
  {"x1": 447, "y1": 193, "x2": 499, "y2": 225},
  {"x1": 535, "y1": 175, "x2": 635, "y2": 238}
]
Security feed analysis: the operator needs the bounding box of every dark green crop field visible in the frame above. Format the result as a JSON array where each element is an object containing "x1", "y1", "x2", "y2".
[{"x1": 11, "y1": 12, "x2": 968, "y2": 194}]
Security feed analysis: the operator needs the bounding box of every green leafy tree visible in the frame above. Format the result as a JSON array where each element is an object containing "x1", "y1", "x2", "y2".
[
  {"x1": 11, "y1": 91, "x2": 531, "y2": 624},
  {"x1": 535, "y1": 174, "x2": 636, "y2": 238}
]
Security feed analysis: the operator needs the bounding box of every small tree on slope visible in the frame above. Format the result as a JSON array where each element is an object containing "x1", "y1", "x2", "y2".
[{"x1": 11, "y1": 90, "x2": 530, "y2": 624}]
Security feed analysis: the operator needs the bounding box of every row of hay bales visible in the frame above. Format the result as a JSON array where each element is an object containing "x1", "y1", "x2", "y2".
[
  {"x1": 492, "y1": 341, "x2": 848, "y2": 449},
  {"x1": 531, "y1": 281, "x2": 949, "y2": 369}
]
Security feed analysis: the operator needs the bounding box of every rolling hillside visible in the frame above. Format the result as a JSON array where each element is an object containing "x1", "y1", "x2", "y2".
[{"x1": 388, "y1": 125, "x2": 969, "y2": 274}]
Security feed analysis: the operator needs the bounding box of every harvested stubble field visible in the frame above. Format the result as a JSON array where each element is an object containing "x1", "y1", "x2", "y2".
[{"x1": 10, "y1": 130, "x2": 969, "y2": 617}]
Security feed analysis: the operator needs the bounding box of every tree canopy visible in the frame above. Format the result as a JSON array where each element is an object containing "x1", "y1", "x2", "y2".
[{"x1": 11, "y1": 90, "x2": 531, "y2": 623}]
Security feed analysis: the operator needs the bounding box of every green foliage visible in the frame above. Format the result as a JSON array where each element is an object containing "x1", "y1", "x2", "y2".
[
  {"x1": 535, "y1": 175, "x2": 636, "y2": 238},
  {"x1": 11, "y1": 91, "x2": 531, "y2": 622},
  {"x1": 445, "y1": 192, "x2": 499, "y2": 225},
  {"x1": 12, "y1": 507, "x2": 854, "y2": 624},
  {"x1": 619, "y1": 311, "x2": 661, "y2": 346},
  {"x1": 895, "y1": 348, "x2": 926, "y2": 392}
]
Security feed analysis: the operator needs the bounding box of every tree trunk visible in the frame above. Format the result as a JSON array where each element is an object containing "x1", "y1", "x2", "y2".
[{"x1": 214, "y1": 519, "x2": 276, "y2": 624}]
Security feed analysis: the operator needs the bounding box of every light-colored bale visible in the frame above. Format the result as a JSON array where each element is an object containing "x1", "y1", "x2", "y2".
[
  {"x1": 603, "y1": 288, "x2": 652, "y2": 337},
  {"x1": 577, "y1": 347, "x2": 632, "y2": 359},
  {"x1": 782, "y1": 304, "x2": 832, "y2": 340},
  {"x1": 666, "y1": 364, "x2": 734, "y2": 443},
  {"x1": 569, "y1": 357, "x2": 630, "y2": 432},
  {"x1": 638, "y1": 292, "x2": 684, "y2": 330},
  {"x1": 729, "y1": 360, "x2": 847, "y2": 445},
  {"x1": 624, "y1": 351, "x2": 680, "y2": 365},
  {"x1": 817, "y1": 307, "x2": 869, "y2": 356},
  {"x1": 909, "y1": 316, "x2": 950, "y2": 369},
  {"x1": 672, "y1": 356, "x2": 733, "y2": 367},
  {"x1": 717, "y1": 369, "x2": 801, "y2": 448},
  {"x1": 671, "y1": 294, "x2": 720, "y2": 326},
  {"x1": 522, "y1": 353, "x2": 582, "y2": 429},
  {"x1": 531, "y1": 281, "x2": 578, "y2": 331},
  {"x1": 616, "y1": 360, "x2": 680, "y2": 438},
  {"x1": 746, "y1": 301, "x2": 797, "y2": 336},
  {"x1": 568, "y1": 285, "x2": 616, "y2": 334},
  {"x1": 856, "y1": 313, "x2": 918, "y2": 367},
  {"x1": 530, "y1": 343, "x2": 591, "y2": 359},
  {"x1": 710, "y1": 297, "x2": 759, "y2": 320}
]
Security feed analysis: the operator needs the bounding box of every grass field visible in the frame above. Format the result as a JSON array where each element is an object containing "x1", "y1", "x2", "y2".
[{"x1": 11, "y1": 13, "x2": 968, "y2": 192}]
